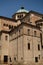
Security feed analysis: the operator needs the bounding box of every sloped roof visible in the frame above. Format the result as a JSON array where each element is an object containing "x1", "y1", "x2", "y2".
[{"x1": 0, "y1": 16, "x2": 17, "y2": 22}]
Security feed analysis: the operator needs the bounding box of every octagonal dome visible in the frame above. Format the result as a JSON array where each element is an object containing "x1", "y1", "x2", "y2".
[{"x1": 16, "y1": 7, "x2": 29, "y2": 13}]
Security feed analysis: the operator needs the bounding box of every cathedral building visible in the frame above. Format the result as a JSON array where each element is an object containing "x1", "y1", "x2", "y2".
[{"x1": 0, "y1": 7, "x2": 43, "y2": 64}]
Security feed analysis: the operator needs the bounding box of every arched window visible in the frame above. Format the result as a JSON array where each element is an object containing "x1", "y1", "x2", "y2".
[
  {"x1": 34, "y1": 31, "x2": 36, "y2": 36},
  {"x1": 28, "y1": 43, "x2": 30, "y2": 50},
  {"x1": 14, "y1": 57, "x2": 16, "y2": 61},
  {"x1": 9, "y1": 25, "x2": 11, "y2": 29},
  {"x1": 5, "y1": 36, "x2": 8, "y2": 40},
  {"x1": 38, "y1": 44, "x2": 40, "y2": 50},
  {"x1": 28, "y1": 29, "x2": 30, "y2": 35}
]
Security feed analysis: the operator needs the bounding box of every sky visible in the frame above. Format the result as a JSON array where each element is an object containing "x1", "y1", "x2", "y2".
[{"x1": 0, "y1": 0, "x2": 43, "y2": 18}]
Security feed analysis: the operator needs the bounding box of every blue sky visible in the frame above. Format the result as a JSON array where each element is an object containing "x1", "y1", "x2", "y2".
[{"x1": 0, "y1": 0, "x2": 43, "y2": 18}]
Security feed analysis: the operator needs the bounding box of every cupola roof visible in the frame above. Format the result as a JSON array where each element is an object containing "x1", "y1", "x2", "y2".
[{"x1": 16, "y1": 7, "x2": 29, "y2": 13}]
